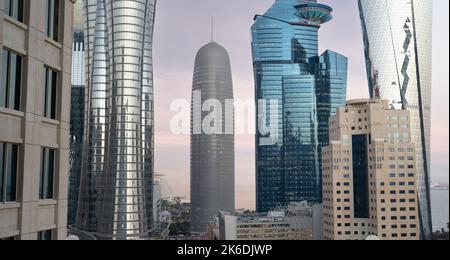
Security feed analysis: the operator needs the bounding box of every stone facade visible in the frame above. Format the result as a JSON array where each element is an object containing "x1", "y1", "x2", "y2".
[{"x1": 0, "y1": 0, "x2": 74, "y2": 240}]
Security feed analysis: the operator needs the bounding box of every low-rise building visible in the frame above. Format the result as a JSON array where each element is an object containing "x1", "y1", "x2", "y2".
[{"x1": 209, "y1": 202, "x2": 315, "y2": 240}]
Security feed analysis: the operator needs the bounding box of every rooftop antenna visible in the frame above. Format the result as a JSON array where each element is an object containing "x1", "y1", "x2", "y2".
[{"x1": 211, "y1": 16, "x2": 214, "y2": 42}]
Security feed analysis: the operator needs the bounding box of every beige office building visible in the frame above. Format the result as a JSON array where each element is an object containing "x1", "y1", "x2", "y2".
[
  {"x1": 322, "y1": 99, "x2": 420, "y2": 240},
  {"x1": 1, "y1": 0, "x2": 74, "y2": 240}
]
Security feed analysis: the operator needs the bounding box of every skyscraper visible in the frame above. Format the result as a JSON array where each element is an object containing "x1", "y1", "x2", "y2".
[
  {"x1": 190, "y1": 41, "x2": 235, "y2": 233},
  {"x1": 358, "y1": 0, "x2": 432, "y2": 239},
  {"x1": 322, "y1": 99, "x2": 420, "y2": 240},
  {"x1": 252, "y1": 0, "x2": 348, "y2": 212},
  {"x1": 1, "y1": 0, "x2": 74, "y2": 240},
  {"x1": 68, "y1": 0, "x2": 85, "y2": 226},
  {"x1": 76, "y1": 0, "x2": 156, "y2": 240}
]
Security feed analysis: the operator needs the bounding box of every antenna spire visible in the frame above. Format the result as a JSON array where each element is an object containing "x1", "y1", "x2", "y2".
[{"x1": 211, "y1": 16, "x2": 214, "y2": 42}]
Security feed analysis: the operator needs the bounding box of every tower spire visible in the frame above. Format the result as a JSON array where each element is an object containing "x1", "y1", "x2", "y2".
[{"x1": 211, "y1": 16, "x2": 214, "y2": 42}]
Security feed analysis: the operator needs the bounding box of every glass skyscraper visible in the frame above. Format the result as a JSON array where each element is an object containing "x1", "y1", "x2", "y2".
[
  {"x1": 68, "y1": 0, "x2": 85, "y2": 226},
  {"x1": 252, "y1": 0, "x2": 347, "y2": 212},
  {"x1": 358, "y1": 0, "x2": 433, "y2": 239},
  {"x1": 190, "y1": 41, "x2": 235, "y2": 233},
  {"x1": 76, "y1": 0, "x2": 156, "y2": 240}
]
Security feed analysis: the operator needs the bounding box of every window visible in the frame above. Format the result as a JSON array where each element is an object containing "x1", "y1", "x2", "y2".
[
  {"x1": 39, "y1": 148, "x2": 55, "y2": 200},
  {"x1": 1, "y1": 49, "x2": 22, "y2": 111},
  {"x1": 37, "y1": 230, "x2": 53, "y2": 240},
  {"x1": 45, "y1": 0, "x2": 60, "y2": 41},
  {"x1": 0, "y1": 143, "x2": 18, "y2": 203},
  {"x1": 3, "y1": 0, "x2": 24, "y2": 22},
  {"x1": 0, "y1": 236, "x2": 16, "y2": 240},
  {"x1": 43, "y1": 67, "x2": 58, "y2": 119}
]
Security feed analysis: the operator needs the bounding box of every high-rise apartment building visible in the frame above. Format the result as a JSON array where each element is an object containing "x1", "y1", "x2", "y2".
[
  {"x1": 0, "y1": 0, "x2": 75, "y2": 240},
  {"x1": 252, "y1": 0, "x2": 347, "y2": 212},
  {"x1": 358, "y1": 0, "x2": 432, "y2": 239},
  {"x1": 76, "y1": 0, "x2": 156, "y2": 240},
  {"x1": 68, "y1": 0, "x2": 85, "y2": 226},
  {"x1": 322, "y1": 99, "x2": 420, "y2": 240},
  {"x1": 190, "y1": 41, "x2": 235, "y2": 233}
]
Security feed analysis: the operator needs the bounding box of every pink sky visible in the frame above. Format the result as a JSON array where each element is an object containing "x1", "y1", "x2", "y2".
[{"x1": 153, "y1": 0, "x2": 449, "y2": 209}]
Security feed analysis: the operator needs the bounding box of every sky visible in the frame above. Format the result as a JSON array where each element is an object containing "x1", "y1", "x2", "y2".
[{"x1": 152, "y1": 0, "x2": 449, "y2": 209}]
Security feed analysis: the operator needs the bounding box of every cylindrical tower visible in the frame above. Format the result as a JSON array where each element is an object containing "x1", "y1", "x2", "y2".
[
  {"x1": 76, "y1": 0, "x2": 109, "y2": 233},
  {"x1": 76, "y1": 0, "x2": 156, "y2": 240},
  {"x1": 190, "y1": 42, "x2": 235, "y2": 233}
]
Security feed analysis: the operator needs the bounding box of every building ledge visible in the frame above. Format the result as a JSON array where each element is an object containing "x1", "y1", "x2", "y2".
[
  {"x1": 38, "y1": 200, "x2": 57, "y2": 207},
  {"x1": 44, "y1": 37, "x2": 63, "y2": 50},
  {"x1": 0, "y1": 202, "x2": 20, "y2": 210},
  {"x1": 3, "y1": 15, "x2": 28, "y2": 31},
  {"x1": 0, "y1": 107, "x2": 25, "y2": 118},
  {"x1": 41, "y1": 117, "x2": 60, "y2": 126}
]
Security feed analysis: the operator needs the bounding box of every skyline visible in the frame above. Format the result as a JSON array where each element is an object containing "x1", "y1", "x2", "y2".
[
  {"x1": 153, "y1": 0, "x2": 449, "y2": 210},
  {"x1": 0, "y1": 0, "x2": 448, "y2": 241}
]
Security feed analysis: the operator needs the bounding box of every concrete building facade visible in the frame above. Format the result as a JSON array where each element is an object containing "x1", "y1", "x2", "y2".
[
  {"x1": 209, "y1": 202, "x2": 314, "y2": 240},
  {"x1": 322, "y1": 99, "x2": 420, "y2": 240},
  {"x1": 0, "y1": 0, "x2": 75, "y2": 240}
]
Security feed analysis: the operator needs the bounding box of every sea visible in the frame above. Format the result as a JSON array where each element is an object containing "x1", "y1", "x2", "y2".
[{"x1": 431, "y1": 189, "x2": 449, "y2": 231}]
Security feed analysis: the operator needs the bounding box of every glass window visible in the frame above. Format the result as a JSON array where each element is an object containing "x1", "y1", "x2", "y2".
[
  {"x1": 45, "y1": 0, "x2": 60, "y2": 42},
  {"x1": 37, "y1": 230, "x2": 53, "y2": 240},
  {"x1": 1, "y1": 143, "x2": 18, "y2": 203},
  {"x1": 39, "y1": 148, "x2": 55, "y2": 200},
  {"x1": 1, "y1": 49, "x2": 22, "y2": 111},
  {"x1": 3, "y1": 0, "x2": 24, "y2": 22},
  {"x1": 43, "y1": 67, "x2": 58, "y2": 119}
]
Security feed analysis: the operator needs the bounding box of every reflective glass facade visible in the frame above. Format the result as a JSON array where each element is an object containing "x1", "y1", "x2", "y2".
[
  {"x1": 68, "y1": 1, "x2": 85, "y2": 226},
  {"x1": 76, "y1": 0, "x2": 156, "y2": 240},
  {"x1": 358, "y1": 0, "x2": 432, "y2": 239},
  {"x1": 352, "y1": 134, "x2": 369, "y2": 219},
  {"x1": 252, "y1": 0, "x2": 347, "y2": 212}
]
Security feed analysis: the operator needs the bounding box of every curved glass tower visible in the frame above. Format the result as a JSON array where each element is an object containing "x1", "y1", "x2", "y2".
[
  {"x1": 358, "y1": 0, "x2": 432, "y2": 239},
  {"x1": 76, "y1": 0, "x2": 156, "y2": 240},
  {"x1": 252, "y1": 0, "x2": 347, "y2": 212},
  {"x1": 190, "y1": 42, "x2": 235, "y2": 233}
]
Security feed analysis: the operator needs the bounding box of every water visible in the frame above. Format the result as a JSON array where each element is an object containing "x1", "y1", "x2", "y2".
[{"x1": 431, "y1": 189, "x2": 449, "y2": 231}]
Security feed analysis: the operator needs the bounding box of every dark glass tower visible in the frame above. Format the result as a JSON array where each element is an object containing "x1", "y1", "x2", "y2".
[
  {"x1": 252, "y1": 0, "x2": 348, "y2": 212},
  {"x1": 190, "y1": 42, "x2": 235, "y2": 233},
  {"x1": 68, "y1": 0, "x2": 85, "y2": 226}
]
